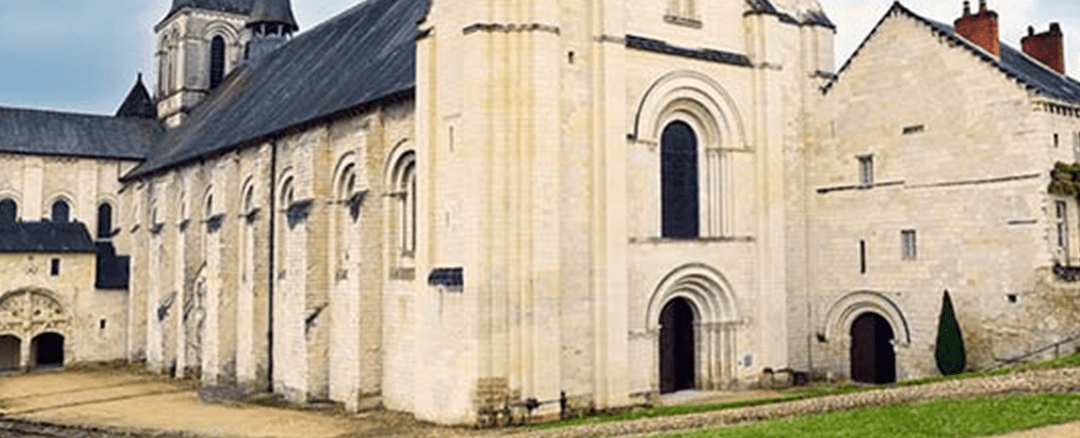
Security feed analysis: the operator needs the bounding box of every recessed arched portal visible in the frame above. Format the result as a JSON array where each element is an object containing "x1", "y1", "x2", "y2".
[
  {"x1": 0, "y1": 335, "x2": 20, "y2": 371},
  {"x1": 31, "y1": 333, "x2": 64, "y2": 368},
  {"x1": 849, "y1": 313, "x2": 896, "y2": 384},
  {"x1": 659, "y1": 297, "x2": 696, "y2": 393}
]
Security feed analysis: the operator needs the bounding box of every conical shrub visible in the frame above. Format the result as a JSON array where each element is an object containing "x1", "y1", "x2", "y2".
[{"x1": 935, "y1": 290, "x2": 966, "y2": 375}]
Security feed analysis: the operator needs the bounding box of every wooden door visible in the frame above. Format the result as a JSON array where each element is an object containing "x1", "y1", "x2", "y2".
[
  {"x1": 660, "y1": 298, "x2": 696, "y2": 393},
  {"x1": 850, "y1": 313, "x2": 896, "y2": 384}
]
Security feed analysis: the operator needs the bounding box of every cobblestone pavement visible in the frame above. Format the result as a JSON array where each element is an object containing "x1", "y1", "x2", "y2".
[
  {"x1": 503, "y1": 368, "x2": 1080, "y2": 438},
  {"x1": 3, "y1": 367, "x2": 1080, "y2": 438}
]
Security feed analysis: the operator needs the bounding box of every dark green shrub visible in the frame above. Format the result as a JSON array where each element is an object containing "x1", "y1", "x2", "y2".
[{"x1": 935, "y1": 291, "x2": 966, "y2": 375}]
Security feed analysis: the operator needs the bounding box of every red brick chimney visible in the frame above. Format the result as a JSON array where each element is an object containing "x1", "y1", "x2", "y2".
[
  {"x1": 954, "y1": 0, "x2": 1000, "y2": 56},
  {"x1": 1022, "y1": 23, "x2": 1066, "y2": 74}
]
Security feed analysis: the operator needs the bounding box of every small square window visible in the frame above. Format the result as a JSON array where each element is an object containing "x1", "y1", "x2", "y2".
[
  {"x1": 901, "y1": 230, "x2": 917, "y2": 260},
  {"x1": 50, "y1": 258, "x2": 60, "y2": 276},
  {"x1": 858, "y1": 155, "x2": 874, "y2": 186}
]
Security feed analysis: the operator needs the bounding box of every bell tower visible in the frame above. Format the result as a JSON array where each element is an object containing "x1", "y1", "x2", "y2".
[
  {"x1": 245, "y1": 0, "x2": 299, "y2": 62},
  {"x1": 154, "y1": 0, "x2": 253, "y2": 127}
]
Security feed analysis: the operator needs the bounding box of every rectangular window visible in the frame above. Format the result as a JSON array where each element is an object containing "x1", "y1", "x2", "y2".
[
  {"x1": 50, "y1": 258, "x2": 60, "y2": 276},
  {"x1": 901, "y1": 230, "x2": 917, "y2": 260},
  {"x1": 1057, "y1": 201, "x2": 1069, "y2": 251},
  {"x1": 858, "y1": 155, "x2": 874, "y2": 186},
  {"x1": 1054, "y1": 133, "x2": 1060, "y2": 148},
  {"x1": 859, "y1": 240, "x2": 867, "y2": 274}
]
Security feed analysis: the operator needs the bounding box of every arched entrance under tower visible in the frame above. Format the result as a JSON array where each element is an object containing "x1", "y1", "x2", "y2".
[
  {"x1": 849, "y1": 313, "x2": 896, "y2": 384},
  {"x1": 659, "y1": 297, "x2": 695, "y2": 393},
  {"x1": 32, "y1": 333, "x2": 64, "y2": 368}
]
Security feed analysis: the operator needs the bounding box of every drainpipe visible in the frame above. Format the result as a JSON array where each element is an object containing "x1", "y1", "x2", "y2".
[{"x1": 267, "y1": 141, "x2": 277, "y2": 392}]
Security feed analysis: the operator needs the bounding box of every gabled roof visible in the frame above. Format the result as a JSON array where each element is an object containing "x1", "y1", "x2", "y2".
[
  {"x1": 0, "y1": 221, "x2": 95, "y2": 253},
  {"x1": 746, "y1": 0, "x2": 835, "y2": 29},
  {"x1": 126, "y1": 0, "x2": 430, "y2": 181},
  {"x1": 115, "y1": 75, "x2": 157, "y2": 119},
  {"x1": 162, "y1": 0, "x2": 254, "y2": 24},
  {"x1": 0, "y1": 106, "x2": 162, "y2": 160},
  {"x1": 825, "y1": 2, "x2": 1080, "y2": 104}
]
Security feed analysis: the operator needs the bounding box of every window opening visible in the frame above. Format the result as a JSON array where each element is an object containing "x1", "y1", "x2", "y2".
[
  {"x1": 97, "y1": 203, "x2": 113, "y2": 239},
  {"x1": 0, "y1": 198, "x2": 15, "y2": 224},
  {"x1": 860, "y1": 239, "x2": 867, "y2": 274},
  {"x1": 901, "y1": 230, "x2": 917, "y2": 260},
  {"x1": 858, "y1": 155, "x2": 874, "y2": 187},
  {"x1": 661, "y1": 121, "x2": 699, "y2": 238},
  {"x1": 210, "y1": 36, "x2": 226, "y2": 89},
  {"x1": 51, "y1": 200, "x2": 69, "y2": 223},
  {"x1": 1057, "y1": 201, "x2": 1069, "y2": 254},
  {"x1": 50, "y1": 258, "x2": 60, "y2": 276}
]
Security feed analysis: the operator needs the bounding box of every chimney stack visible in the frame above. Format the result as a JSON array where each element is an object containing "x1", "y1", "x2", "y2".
[
  {"x1": 1022, "y1": 23, "x2": 1066, "y2": 74},
  {"x1": 954, "y1": 0, "x2": 1000, "y2": 56}
]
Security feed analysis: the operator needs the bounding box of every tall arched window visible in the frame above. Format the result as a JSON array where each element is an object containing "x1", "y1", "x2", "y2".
[
  {"x1": 51, "y1": 200, "x2": 70, "y2": 223},
  {"x1": 400, "y1": 160, "x2": 417, "y2": 255},
  {"x1": 97, "y1": 203, "x2": 113, "y2": 239},
  {"x1": 0, "y1": 199, "x2": 16, "y2": 224},
  {"x1": 661, "y1": 121, "x2": 699, "y2": 239},
  {"x1": 209, "y1": 36, "x2": 226, "y2": 89}
]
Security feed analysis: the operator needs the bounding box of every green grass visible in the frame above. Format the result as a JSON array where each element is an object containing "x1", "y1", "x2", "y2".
[
  {"x1": 655, "y1": 393, "x2": 1080, "y2": 438},
  {"x1": 524, "y1": 352, "x2": 1080, "y2": 431}
]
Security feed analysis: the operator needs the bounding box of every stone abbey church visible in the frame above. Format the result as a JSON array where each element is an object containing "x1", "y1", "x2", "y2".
[{"x1": 3, "y1": 0, "x2": 1080, "y2": 424}]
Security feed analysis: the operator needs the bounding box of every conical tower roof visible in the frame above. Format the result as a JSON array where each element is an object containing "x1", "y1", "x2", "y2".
[
  {"x1": 247, "y1": 0, "x2": 298, "y2": 32},
  {"x1": 115, "y1": 74, "x2": 157, "y2": 119},
  {"x1": 162, "y1": 0, "x2": 254, "y2": 24}
]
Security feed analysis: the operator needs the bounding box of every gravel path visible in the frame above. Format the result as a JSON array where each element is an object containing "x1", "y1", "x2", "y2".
[{"x1": 505, "y1": 368, "x2": 1080, "y2": 438}]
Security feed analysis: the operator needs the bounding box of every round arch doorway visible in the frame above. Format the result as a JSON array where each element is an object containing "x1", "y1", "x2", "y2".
[
  {"x1": 849, "y1": 312, "x2": 896, "y2": 384},
  {"x1": 31, "y1": 333, "x2": 64, "y2": 368},
  {"x1": 659, "y1": 297, "x2": 696, "y2": 393}
]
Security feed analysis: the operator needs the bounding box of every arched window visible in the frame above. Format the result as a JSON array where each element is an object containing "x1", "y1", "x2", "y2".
[
  {"x1": 97, "y1": 203, "x2": 113, "y2": 239},
  {"x1": 0, "y1": 198, "x2": 16, "y2": 224},
  {"x1": 51, "y1": 200, "x2": 70, "y2": 223},
  {"x1": 281, "y1": 178, "x2": 294, "y2": 206},
  {"x1": 209, "y1": 36, "x2": 226, "y2": 89},
  {"x1": 399, "y1": 160, "x2": 417, "y2": 255},
  {"x1": 661, "y1": 121, "x2": 699, "y2": 238}
]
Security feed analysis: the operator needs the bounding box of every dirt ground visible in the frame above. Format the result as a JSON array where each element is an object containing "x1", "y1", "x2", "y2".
[{"x1": 0, "y1": 365, "x2": 478, "y2": 438}]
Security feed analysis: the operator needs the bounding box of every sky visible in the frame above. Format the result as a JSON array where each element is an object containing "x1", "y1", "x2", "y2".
[{"x1": 0, "y1": 1, "x2": 1078, "y2": 115}]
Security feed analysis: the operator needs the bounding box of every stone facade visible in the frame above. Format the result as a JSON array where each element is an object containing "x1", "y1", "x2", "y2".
[
  {"x1": 0, "y1": 153, "x2": 135, "y2": 371},
  {"x1": 791, "y1": 4, "x2": 1080, "y2": 382},
  {"x1": 10, "y1": 0, "x2": 1080, "y2": 428}
]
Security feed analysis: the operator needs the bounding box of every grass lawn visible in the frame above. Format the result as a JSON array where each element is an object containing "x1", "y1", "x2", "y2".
[
  {"x1": 526, "y1": 352, "x2": 1080, "y2": 431},
  {"x1": 654, "y1": 393, "x2": 1080, "y2": 438}
]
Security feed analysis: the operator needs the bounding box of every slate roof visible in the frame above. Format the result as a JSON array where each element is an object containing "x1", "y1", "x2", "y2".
[
  {"x1": 126, "y1": 0, "x2": 430, "y2": 180},
  {"x1": 826, "y1": 2, "x2": 1080, "y2": 104},
  {"x1": 0, "y1": 221, "x2": 95, "y2": 253},
  {"x1": 115, "y1": 75, "x2": 157, "y2": 119},
  {"x1": 0, "y1": 106, "x2": 163, "y2": 160},
  {"x1": 162, "y1": 0, "x2": 254, "y2": 24},
  {"x1": 746, "y1": 0, "x2": 835, "y2": 28}
]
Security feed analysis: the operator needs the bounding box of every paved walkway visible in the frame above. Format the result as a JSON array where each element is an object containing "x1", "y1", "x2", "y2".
[{"x1": 989, "y1": 423, "x2": 1080, "y2": 438}]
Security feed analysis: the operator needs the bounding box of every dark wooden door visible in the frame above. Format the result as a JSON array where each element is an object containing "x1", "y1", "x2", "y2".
[
  {"x1": 660, "y1": 298, "x2": 695, "y2": 393},
  {"x1": 850, "y1": 313, "x2": 896, "y2": 384},
  {"x1": 0, "y1": 335, "x2": 19, "y2": 371}
]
